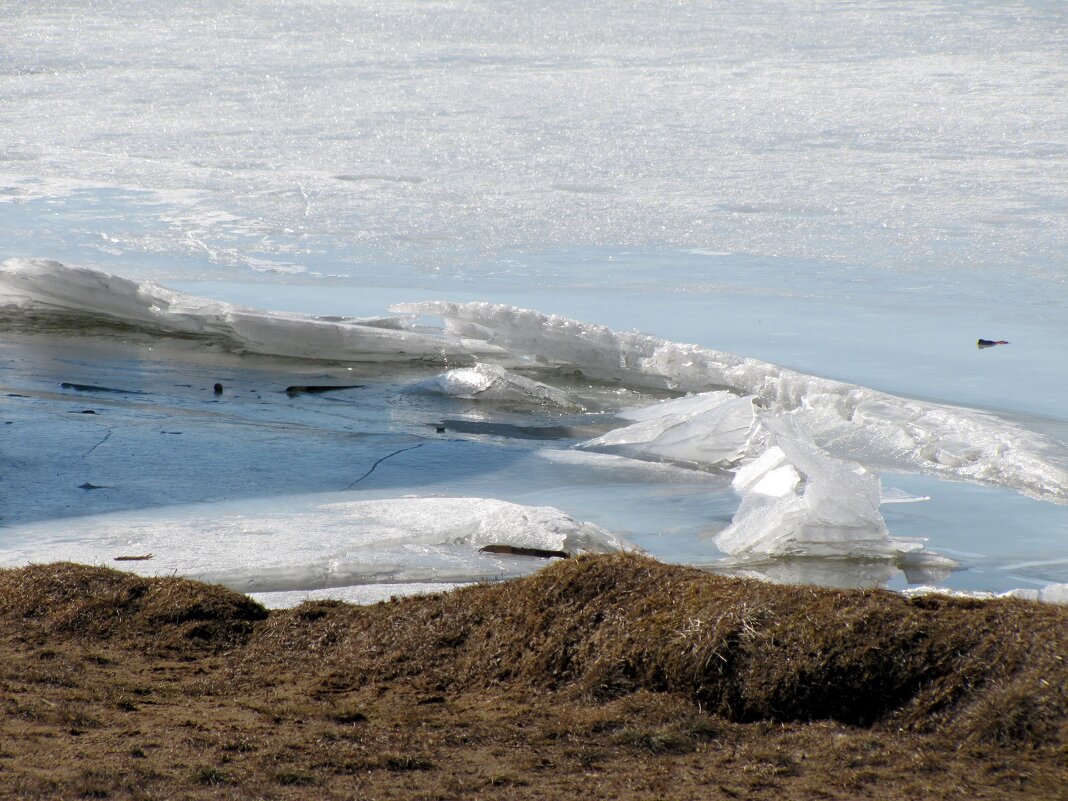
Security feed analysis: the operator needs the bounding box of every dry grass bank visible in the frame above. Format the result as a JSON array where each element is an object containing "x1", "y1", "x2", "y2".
[{"x1": 1, "y1": 555, "x2": 1066, "y2": 799}]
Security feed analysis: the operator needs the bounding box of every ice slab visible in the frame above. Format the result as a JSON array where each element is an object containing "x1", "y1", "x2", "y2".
[
  {"x1": 0, "y1": 259, "x2": 504, "y2": 363},
  {"x1": 715, "y1": 433, "x2": 939, "y2": 562},
  {"x1": 579, "y1": 391, "x2": 756, "y2": 468},
  {"x1": 0, "y1": 495, "x2": 634, "y2": 593}
]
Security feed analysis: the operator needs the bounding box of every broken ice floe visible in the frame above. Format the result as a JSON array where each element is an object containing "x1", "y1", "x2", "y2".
[
  {"x1": 2, "y1": 262, "x2": 1061, "y2": 575},
  {"x1": 572, "y1": 386, "x2": 943, "y2": 563},
  {"x1": 0, "y1": 496, "x2": 633, "y2": 594},
  {"x1": 396, "y1": 300, "x2": 1068, "y2": 503}
]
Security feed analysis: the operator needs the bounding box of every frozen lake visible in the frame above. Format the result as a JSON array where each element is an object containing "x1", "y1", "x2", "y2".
[{"x1": 1, "y1": 1, "x2": 1065, "y2": 604}]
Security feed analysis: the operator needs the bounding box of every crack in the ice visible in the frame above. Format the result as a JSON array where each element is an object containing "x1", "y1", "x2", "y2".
[
  {"x1": 83, "y1": 429, "x2": 114, "y2": 458},
  {"x1": 345, "y1": 442, "x2": 429, "y2": 490}
]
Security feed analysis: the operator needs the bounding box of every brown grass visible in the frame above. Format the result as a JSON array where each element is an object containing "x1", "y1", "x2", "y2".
[{"x1": 1, "y1": 555, "x2": 1066, "y2": 800}]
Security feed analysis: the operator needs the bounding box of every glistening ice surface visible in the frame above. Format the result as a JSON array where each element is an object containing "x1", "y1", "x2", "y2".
[{"x1": 1, "y1": 1, "x2": 1066, "y2": 603}]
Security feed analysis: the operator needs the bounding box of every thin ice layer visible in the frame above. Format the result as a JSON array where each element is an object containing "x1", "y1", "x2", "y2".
[
  {"x1": 0, "y1": 259, "x2": 503, "y2": 362},
  {"x1": 397, "y1": 300, "x2": 1068, "y2": 502},
  {"x1": 905, "y1": 583, "x2": 1068, "y2": 605},
  {"x1": 250, "y1": 582, "x2": 469, "y2": 609},
  {"x1": 0, "y1": 496, "x2": 632, "y2": 593}
]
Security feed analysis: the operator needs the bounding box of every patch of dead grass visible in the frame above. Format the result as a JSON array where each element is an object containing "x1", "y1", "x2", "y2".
[{"x1": 0, "y1": 555, "x2": 1066, "y2": 799}]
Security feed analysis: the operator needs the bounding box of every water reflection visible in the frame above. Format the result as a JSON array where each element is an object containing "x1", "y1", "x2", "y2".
[{"x1": 705, "y1": 553, "x2": 957, "y2": 591}]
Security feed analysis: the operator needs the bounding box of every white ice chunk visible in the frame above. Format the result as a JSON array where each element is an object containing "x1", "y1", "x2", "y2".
[
  {"x1": 998, "y1": 582, "x2": 1068, "y2": 605},
  {"x1": 579, "y1": 392, "x2": 755, "y2": 468},
  {"x1": 1040, "y1": 583, "x2": 1068, "y2": 604},
  {"x1": 407, "y1": 363, "x2": 581, "y2": 408},
  {"x1": 748, "y1": 464, "x2": 802, "y2": 498},
  {"x1": 732, "y1": 445, "x2": 789, "y2": 492},
  {"x1": 906, "y1": 583, "x2": 1068, "y2": 606},
  {"x1": 716, "y1": 435, "x2": 930, "y2": 561}
]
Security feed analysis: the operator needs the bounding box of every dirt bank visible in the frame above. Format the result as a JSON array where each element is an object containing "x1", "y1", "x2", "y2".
[{"x1": 1, "y1": 555, "x2": 1065, "y2": 799}]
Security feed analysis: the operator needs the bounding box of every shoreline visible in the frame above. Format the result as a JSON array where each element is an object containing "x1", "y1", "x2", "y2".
[{"x1": 2, "y1": 554, "x2": 1066, "y2": 799}]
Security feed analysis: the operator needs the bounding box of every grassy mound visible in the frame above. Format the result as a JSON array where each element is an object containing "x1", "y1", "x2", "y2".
[
  {"x1": 1, "y1": 555, "x2": 1066, "y2": 799},
  {"x1": 0, "y1": 561, "x2": 267, "y2": 651},
  {"x1": 251, "y1": 553, "x2": 1068, "y2": 746}
]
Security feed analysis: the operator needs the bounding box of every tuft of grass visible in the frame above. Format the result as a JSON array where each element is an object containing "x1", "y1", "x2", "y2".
[
  {"x1": 329, "y1": 703, "x2": 368, "y2": 725},
  {"x1": 273, "y1": 770, "x2": 317, "y2": 786},
  {"x1": 1, "y1": 554, "x2": 1068, "y2": 801},
  {"x1": 612, "y1": 726, "x2": 696, "y2": 754},
  {"x1": 382, "y1": 754, "x2": 435, "y2": 772},
  {"x1": 7, "y1": 556, "x2": 1068, "y2": 748},
  {"x1": 191, "y1": 765, "x2": 229, "y2": 786}
]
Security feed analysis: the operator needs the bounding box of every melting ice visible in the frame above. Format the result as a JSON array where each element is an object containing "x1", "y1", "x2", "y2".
[
  {"x1": 1, "y1": 260, "x2": 1066, "y2": 603},
  {"x1": 0, "y1": 495, "x2": 628, "y2": 608}
]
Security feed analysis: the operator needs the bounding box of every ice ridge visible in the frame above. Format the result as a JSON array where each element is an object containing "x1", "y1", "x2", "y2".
[
  {"x1": 396, "y1": 300, "x2": 1068, "y2": 503},
  {"x1": 0, "y1": 259, "x2": 503, "y2": 363}
]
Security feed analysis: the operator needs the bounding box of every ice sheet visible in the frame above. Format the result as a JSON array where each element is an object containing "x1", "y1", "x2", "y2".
[
  {"x1": 3, "y1": 2, "x2": 1064, "y2": 278},
  {"x1": 0, "y1": 496, "x2": 632, "y2": 593}
]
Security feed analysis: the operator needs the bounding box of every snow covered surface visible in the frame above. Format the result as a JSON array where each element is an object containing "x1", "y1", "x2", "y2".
[{"x1": 3, "y1": 1, "x2": 1064, "y2": 279}]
